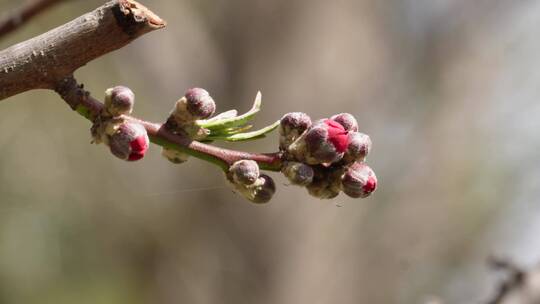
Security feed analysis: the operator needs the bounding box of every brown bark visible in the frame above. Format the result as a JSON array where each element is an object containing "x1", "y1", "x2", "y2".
[{"x1": 0, "y1": 0, "x2": 165, "y2": 100}]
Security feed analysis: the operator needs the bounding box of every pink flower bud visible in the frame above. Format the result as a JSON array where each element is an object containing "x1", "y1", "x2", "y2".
[
  {"x1": 343, "y1": 132, "x2": 371, "y2": 163},
  {"x1": 108, "y1": 122, "x2": 149, "y2": 161},
  {"x1": 279, "y1": 112, "x2": 312, "y2": 150},
  {"x1": 341, "y1": 163, "x2": 377, "y2": 198},
  {"x1": 184, "y1": 88, "x2": 216, "y2": 119},
  {"x1": 250, "y1": 174, "x2": 276, "y2": 204},
  {"x1": 229, "y1": 160, "x2": 260, "y2": 185},
  {"x1": 282, "y1": 161, "x2": 314, "y2": 186},
  {"x1": 295, "y1": 119, "x2": 349, "y2": 164},
  {"x1": 104, "y1": 86, "x2": 135, "y2": 116},
  {"x1": 330, "y1": 113, "x2": 358, "y2": 132}
]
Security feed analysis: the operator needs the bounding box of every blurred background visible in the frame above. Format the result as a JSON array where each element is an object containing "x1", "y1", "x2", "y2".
[{"x1": 0, "y1": 0, "x2": 539, "y2": 303}]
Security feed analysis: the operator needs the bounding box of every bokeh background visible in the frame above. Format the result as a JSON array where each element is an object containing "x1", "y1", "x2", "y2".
[{"x1": 1, "y1": 0, "x2": 540, "y2": 303}]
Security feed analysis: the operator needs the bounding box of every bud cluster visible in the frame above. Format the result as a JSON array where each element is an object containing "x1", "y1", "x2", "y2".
[
  {"x1": 227, "y1": 160, "x2": 276, "y2": 204},
  {"x1": 91, "y1": 86, "x2": 149, "y2": 161},
  {"x1": 279, "y1": 112, "x2": 377, "y2": 199}
]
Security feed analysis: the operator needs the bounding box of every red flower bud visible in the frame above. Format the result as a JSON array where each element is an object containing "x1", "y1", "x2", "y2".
[
  {"x1": 108, "y1": 122, "x2": 149, "y2": 161},
  {"x1": 294, "y1": 119, "x2": 349, "y2": 164},
  {"x1": 104, "y1": 86, "x2": 135, "y2": 116},
  {"x1": 343, "y1": 132, "x2": 371, "y2": 163},
  {"x1": 184, "y1": 88, "x2": 216, "y2": 119},
  {"x1": 330, "y1": 113, "x2": 358, "y2": 132},
  {"x1": 229, "y1": 160, "x2": 260, "y2": 185},
  {"x1": 341, "y1": 163, "x2": 377, "y2": 198},
  {"x1": 282, "y1": 161, "x2": 314, "y2": 186}
]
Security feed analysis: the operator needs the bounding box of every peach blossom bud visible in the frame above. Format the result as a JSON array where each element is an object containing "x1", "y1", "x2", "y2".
[
  {"x1": 341, "y1": 162, "x2": 377, "y2": 198},
  {"x1": 343, "y1": 132, "x2": 371, "y2": 163},
  {"x1": 282, "y1": 162, "x2": 314, "y2": 186},
  {"x1": 104, "y1": 86, "x2": 135, "y2": 116},
  {"x1": 108, "y1": 122, "x2": 149, "y2": 161},
  {"x1": 229, "y1": 160, "x2": 260, "y2": 185},
  {"x1": 330, "y1": 113, "x2": 358, "y2": 132}
]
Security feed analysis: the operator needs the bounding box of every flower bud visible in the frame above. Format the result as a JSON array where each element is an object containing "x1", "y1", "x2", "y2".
[
  {"x1": 341, "y1": 163, "x2": 377, "y2": 198},
  {"x1": 306, "y1": 179, "x2": 340, "y2": 199},
  {"x1": 343, "y1": 132, "x2": 371, "y2": 163},
  {"x1": 306, "y1": 166, "x2": 342, "y2": 199},
  {"x1": 279, "y1": 112, "x2": 312, "y2": 150},
  {"x1": 185, "y1": 88, "x2": 216, "y2": 119},
  {"x1": 170, "y1": 88, "x2": 216, "y2": 125},
  {"x1": 229, "y1": 160, "x2": 260, "y2": 185},
  {"x1": 330, "y1": 113, "x2": 358, "y2": 132},
  {"x1": 161, "y1": 147, "x2": 190, "y2": 164},
  {"x1": 108, "y1": 122, "x2": 149, "y2": 161},
  {"x1": 249, "y1": 174, "x2": 276, "y2": 204},
  {"x1": 282, "y1": 161, "x2": 314, "y2": 186},
  {"x1": 289, "y1": 119, "x2": 349, "y2": 165},
  {"x1": 104, "y1": 86, "x2": 135, "y2": 116}
]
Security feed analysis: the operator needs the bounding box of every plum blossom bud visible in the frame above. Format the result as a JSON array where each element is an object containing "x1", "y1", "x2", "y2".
[
  {"x1": 229, "y1": 160, "x2": 260, "y2": 185},
  {"x1": 104, "y1": 86, "x2": 135, "y2": 116},
  {"x1": 343, "y1": 132, "x2": 371, "y2": 163},
  {"x1": 330, "y1": 113, "x2": 358, "y2": 132},
  {"x1": 341, "y1": 162, "x2": 377, "y2": 198},
  {"x1": 279, "y1": 112, "x2": 312, "y2": 150},
  {"x1": 282, "y1": 161, "x2": 314, "y2": 186},
  {"x1": 108, "y1": 122, "x2": 149, "y2": 161},
  {"x1": 161, "y1": 147, "x2": 190, "y2": 164},
  {"x1": 289, "y1": 119, "x2": 349, "y2": 165},
  {"x1": 249, "y1": 174, "x2": 276, "y2": 204}
]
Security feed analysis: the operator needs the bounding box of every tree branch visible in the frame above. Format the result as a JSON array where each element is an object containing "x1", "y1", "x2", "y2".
[
  {"x1": 54, "y1": 75, "x2": 283, "y2": 171},
  {"x1": 0, "y1": 0, "x2": 165, "y2": 100},
  {"x1": 0, "y1": 0, "x2": 283, "y2": 174},
  {"x1": 0, "y1": 0, "x2": 67, "y2": 38}
]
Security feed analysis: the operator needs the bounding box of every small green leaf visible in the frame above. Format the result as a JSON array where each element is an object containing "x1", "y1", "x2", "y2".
[
  {"x1": 207, "y1": 120, "x2": 279, "y2": 142},
  {"x1": 209, "y1": 125, "x2": 253, "y2": 136},
  {"x1": 201, "y1": 109, "x2": 238, "y2": 123},
  {"x1": 198, "y1": 91, "x2": 262, "y2": 130}
]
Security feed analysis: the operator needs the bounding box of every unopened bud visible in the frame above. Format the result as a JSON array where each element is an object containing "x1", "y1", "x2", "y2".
[
  {"x1": 279, "y1": 112, "x2": 312, "y2": 150},
  {"x1": 341, "y1": 162, "x2": 377, "y2": 198},
  {"x1": 108, "y1": 122, "x2": 149, "y2": 161},
  {"x1": 170, "y1": 88, "x2": 216, "y2": 125},
  {"x1": 104, "y1": 86, "x2": 135, "y2": 116},
  {"x1": 306, "y1": 166, "x2": 342, "y2": 199},
  {"x1": 161, "y1": 147, "x2": 190, "y2": 164},
  {"x1": 249, "y1": 174, "x2": 276, "y2": 204},
  {"x1": 289, "y1": 119, "x2": 349, "y2": 165},
  {"x1": 184, "y1": 88, "x2": 216, "y2": 119},
  {"x1": 229, "y1": 160, "x2": 260, "y2": 185},
  {"x1": 282, "y1": 162, "x2": 314, "y2": 186},
  {"x1": 330, "y1": 113, "x2": 358, "y2": 132},
  {"x1": 343, "y1": 132, "x2": 371, "y2": 163}
]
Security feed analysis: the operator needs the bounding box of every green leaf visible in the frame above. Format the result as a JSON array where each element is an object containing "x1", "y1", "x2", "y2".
[
  {"x1": 206, "y1": 120, "x2": 279, "y2": 142},
  {"x1": 197, "y1": 91, "x2": 262, "y2": 130},
  {"x1": 201, "y1": 109, "x2": 238, "y2": 124}
]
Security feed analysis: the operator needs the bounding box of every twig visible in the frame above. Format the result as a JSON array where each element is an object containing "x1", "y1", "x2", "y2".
[
  {"x1": 54, "y1": 75, "x2": 283, "y2": 171},
  {"x1": 0, "y1": 0, "x2": 283, "y2": 173},
  {"x1": 0, "y1": 0, "x2": 67, "y2": 38},
  {"x1": 486, "y1": 257, "x2": 526, "y2": 304}
]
